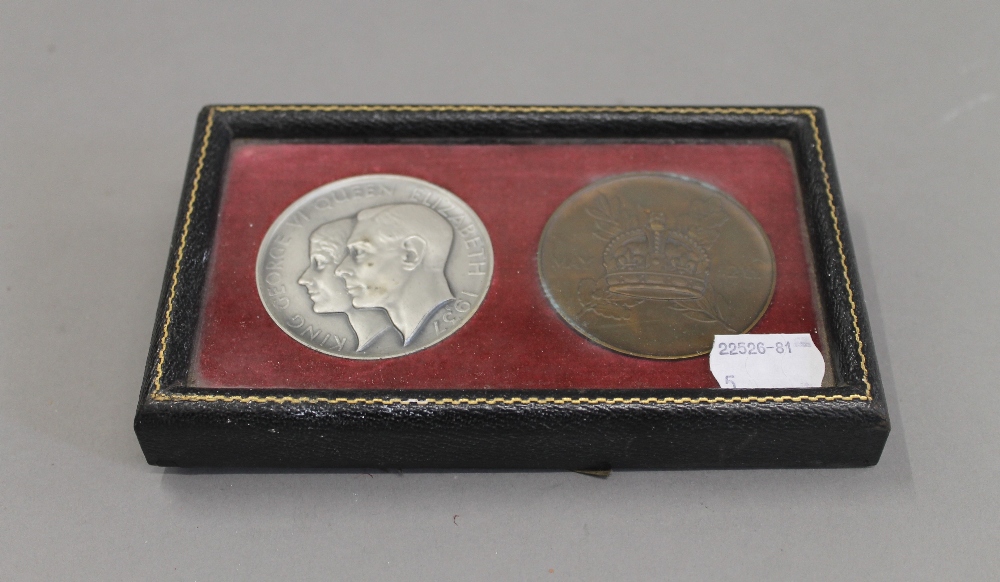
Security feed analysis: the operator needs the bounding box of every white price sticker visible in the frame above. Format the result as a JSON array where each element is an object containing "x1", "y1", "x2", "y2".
[{"x1": 710, "y1": 333, "x2": 825, "y2": 389}]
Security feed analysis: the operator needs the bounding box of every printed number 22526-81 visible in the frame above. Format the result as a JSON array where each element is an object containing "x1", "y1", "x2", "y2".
[{"x1": 717, "y1": 341, "x2": 793, "y2": 355}]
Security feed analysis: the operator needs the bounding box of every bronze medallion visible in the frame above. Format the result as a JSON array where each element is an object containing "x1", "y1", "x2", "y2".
[{"x1": 538, "y1": 173, "x2": 776, "y2": 359}]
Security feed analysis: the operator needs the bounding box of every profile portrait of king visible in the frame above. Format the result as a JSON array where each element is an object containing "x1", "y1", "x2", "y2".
[{"x1": 335, "y1": 203, "x2": 456, "y2": 345}]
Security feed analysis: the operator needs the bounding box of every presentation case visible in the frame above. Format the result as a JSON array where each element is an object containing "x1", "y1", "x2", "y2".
[{"x1": 134, "y1": 105, "x2": 888, "y2": 469}]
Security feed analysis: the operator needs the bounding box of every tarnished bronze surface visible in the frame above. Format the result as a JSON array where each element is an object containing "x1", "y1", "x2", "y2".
[{"x1": 538, "y1": 173, "x2": 775, "y2": 359}]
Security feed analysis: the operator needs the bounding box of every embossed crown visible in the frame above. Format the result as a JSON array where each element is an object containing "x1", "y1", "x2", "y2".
[{"x1": 602, "y1": 213, "x2": 710, "y2": 300}]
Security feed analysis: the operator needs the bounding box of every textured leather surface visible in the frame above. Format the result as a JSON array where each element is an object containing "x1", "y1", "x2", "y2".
[
  {"x1": 136, "y1": 389, "x2": 887, "y2": 469},
  {"x1": 134, "y1": 105, "x2": 889, "y2": 468}
]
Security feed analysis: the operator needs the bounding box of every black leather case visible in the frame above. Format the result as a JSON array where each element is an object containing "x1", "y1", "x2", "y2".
[{"x1": 134, "y1": 106, "x2": 889, "y2": 469}]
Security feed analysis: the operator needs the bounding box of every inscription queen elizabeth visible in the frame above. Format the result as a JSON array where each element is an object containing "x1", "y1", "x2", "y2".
[{"x1": 257, "y1": 175, "x2": 494, "y2": 360}]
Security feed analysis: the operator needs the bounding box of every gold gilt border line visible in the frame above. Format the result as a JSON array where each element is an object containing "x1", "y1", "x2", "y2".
[{"x1": 149, "y1": 105, "x2": 871, "y2": 405}]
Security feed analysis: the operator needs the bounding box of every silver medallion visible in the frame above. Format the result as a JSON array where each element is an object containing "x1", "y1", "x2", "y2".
[{"x1": 256, "y1": 174, "x2": 494, "y2": 359}]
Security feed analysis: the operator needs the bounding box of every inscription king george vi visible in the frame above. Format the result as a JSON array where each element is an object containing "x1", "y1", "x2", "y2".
[
  {"x1": 257, "y1": 175, "x2": 493, "y2": 359},
  {"x1": 538, "y1": 173, "x2": 776, "y2": 359}
]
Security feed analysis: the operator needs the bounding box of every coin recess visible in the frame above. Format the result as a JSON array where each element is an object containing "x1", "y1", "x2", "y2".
[
  {"x1": 256, "y1": 174, "x2": 494, "y2": 360},
  {"x1": 537, "y1": 173, "x2": 776, "y2": 360}
]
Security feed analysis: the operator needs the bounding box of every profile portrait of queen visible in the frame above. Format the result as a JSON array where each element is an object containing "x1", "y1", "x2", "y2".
[{"x1": 296, "y1": 218, "x2": 395, "y2": 351}]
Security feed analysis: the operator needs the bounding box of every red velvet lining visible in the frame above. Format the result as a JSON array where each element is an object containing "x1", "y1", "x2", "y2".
[{"x1": 192, "y1": 142, "x2": 820, "y2": 390}]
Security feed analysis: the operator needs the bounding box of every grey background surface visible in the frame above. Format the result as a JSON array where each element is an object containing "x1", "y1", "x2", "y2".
[{"x1": 1, "y1": 1, "x2": 997, "y2": 580}]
